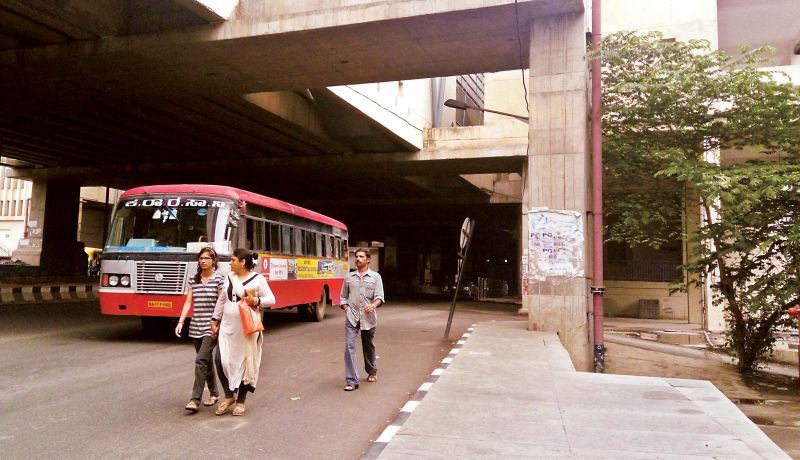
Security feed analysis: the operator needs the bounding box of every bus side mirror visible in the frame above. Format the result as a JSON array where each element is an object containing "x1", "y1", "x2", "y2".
[
  {"x1": 228, "y1": 209, "x2": 240, "y2": 228},
  {"x1": 225, "y1": 209, "x2": 240, "y2": 241}
]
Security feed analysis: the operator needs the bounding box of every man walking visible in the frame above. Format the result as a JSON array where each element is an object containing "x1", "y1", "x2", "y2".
[{"x1": 340, "y1": 248, "x2": 385, "y2": 391}]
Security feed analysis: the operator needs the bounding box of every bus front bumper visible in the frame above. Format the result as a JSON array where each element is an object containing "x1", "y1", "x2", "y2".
[{"x1": 100, "y1": 291, "x2": 187, "y2": 317}]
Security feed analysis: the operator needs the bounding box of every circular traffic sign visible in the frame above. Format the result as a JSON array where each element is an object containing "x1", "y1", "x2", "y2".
[{"x1": 460, "y1": 217, "x2": 471, "y2": 250}]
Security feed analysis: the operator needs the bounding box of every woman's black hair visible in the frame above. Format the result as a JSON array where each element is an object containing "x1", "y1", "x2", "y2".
[
  {"x1": 233, "y1": 248, "x2": 256, "y2": 270},
  {"x1": 193, "y1": 247, "x2": 219, "y2": 284}
]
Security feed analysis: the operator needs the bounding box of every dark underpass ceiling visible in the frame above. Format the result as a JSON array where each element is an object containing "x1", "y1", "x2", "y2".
[{"x1": 0, "y1": 0, "x2": 559, "y2": 204}]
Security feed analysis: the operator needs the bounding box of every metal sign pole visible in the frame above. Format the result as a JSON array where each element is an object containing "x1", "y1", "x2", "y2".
[{"x1": 445, "y1": 218, "x2": 475, "y2": 339}]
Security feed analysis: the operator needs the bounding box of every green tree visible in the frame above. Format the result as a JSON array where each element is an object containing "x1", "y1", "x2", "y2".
[{"x1": 596, "y1": 32, "x2": 800, "y2": 371}]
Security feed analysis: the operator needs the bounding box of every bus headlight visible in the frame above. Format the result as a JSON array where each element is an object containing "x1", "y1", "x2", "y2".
[
  {"x1": 120, "y1": 275, "x2": 131, "y2": 287},
  {"x1": 108, "y1": 275, "x2": 119, "y2": 287}
]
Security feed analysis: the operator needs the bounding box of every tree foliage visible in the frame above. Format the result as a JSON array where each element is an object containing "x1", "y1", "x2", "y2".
[{"x1": 595, "y1": 32, "x2": 800, "y2": 371}]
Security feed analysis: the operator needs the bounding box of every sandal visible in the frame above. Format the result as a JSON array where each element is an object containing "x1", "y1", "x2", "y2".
[
  {"x1": 367, "y1": 374, "x2": 377, "y2": 383},
  {"x1": 203, "y1": 395, "x2": 219, "y2": 406},
  {"x1": 215, "y1": 398, "x2": 235, "y2": 416},
  {"x1": 232, "y1": 403, "x2": 246, "y2": 416},
  {"x1": 185, "y1": 400, "x2": 199, "y2": 413},
  {"x1": 344, "y1": 384, "x2": 359, "y2": 391}
]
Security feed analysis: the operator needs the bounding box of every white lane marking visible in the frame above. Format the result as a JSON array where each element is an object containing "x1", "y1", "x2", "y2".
[
  {"x1": 376, "y1": 425, "x2": 401, "y2": 443},
  {"x1": 401, "y1": 401, "x2": 420, "y2": 412}
]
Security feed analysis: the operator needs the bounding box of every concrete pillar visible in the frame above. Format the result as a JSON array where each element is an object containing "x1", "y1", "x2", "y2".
[
  {"x1": 11, "y1": 179, "x2": 81, "y2": 276},
  {"x1": 522, "y1": 13, "x2": 591, "y2": 371}
]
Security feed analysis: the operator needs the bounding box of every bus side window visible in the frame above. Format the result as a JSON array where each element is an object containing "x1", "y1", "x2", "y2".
[
  {"x1": 254, "y1": 220, "x2": 265, "y2": 252},
  {"x1": 291, "y1": 227, "x2": 301, "y2": 256},
  {"x1": 261, "y1": 221, "x2": 270, "y2": 252},
  {"x1": 281, "y1": 226, "x2": 291, "y2": 255},
  {"x1": 245, "y1": 218, "x2": 254, "y2": 250},
  {"x1": 298, "y1": 229, "x2": 305, "y2": 256},
  {"x1": 304, "y1": 231, "x2": 315, "y2": 257},
  {"x1": 315, "y1": 233, "x2": 322, "y2": 257},
  {"x1": 270, "y1": 224, "x2": 281, "y2": 254}
]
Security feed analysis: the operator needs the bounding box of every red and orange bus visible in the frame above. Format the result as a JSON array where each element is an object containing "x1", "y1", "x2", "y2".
[{"x1": 99, "y1": 184, "x2": 348, "y2": 330}]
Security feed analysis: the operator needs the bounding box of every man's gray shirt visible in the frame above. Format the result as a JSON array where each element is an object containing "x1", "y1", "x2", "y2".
[{"x1": 339, "y1": 268, "x2": 385, "y2": 329}]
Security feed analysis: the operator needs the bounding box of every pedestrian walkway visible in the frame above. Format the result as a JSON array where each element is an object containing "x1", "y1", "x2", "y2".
[{"x1": 369, "y1": 321, "x2": 789, "y2": 459}]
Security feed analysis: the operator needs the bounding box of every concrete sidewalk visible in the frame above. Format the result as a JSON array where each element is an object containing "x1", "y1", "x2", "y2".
[{"x1": 369, "y1": 321, "x2": 789, "y2": 459}]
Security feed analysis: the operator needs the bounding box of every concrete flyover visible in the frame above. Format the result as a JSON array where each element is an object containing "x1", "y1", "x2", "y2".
[{"x1": 0, "y1": 0, "x2": 582, "y2": 195}]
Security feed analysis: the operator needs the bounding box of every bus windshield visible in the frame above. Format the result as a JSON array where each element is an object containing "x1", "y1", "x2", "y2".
[{"x1": 104, "y1": 195, "x2": 237, "y2": 254}]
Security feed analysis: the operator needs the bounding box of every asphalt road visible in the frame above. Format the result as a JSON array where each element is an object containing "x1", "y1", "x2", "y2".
[{"x1": 0, "y1": 298, "x2": 523, "y2": 459}]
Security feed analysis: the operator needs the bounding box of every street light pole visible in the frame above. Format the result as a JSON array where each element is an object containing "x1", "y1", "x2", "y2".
[{"x1": 443, "y1": 99, "x2": 529, "y2": 123}]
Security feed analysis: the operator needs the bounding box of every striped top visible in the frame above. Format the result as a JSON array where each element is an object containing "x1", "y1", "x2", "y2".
[{"x1": 188, "y1": 273, "x2": 224, "y2": 338}]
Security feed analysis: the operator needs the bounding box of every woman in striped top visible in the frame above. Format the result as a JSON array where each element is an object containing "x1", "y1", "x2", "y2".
[{"x1": 175, "y1": 247, "x2": 224, "y2": 413}]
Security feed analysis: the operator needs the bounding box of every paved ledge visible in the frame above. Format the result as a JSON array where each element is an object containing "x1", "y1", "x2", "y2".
[
  {"x1": 0, "y1": 284, "x2": 97, "y2": 304},
  {"x1": 371, "y1": 321, "x2": 788, "y2": 459}
]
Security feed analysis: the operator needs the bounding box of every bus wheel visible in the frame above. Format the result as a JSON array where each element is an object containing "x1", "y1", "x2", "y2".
[
  {"x1": 311, "y1": 289, "x2": 327, "y2": 322},
  {"x1": 299, "y1": 290, "x2": 327, "y2": 322}
]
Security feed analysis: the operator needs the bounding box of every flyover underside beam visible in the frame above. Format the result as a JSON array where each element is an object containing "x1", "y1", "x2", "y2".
[
  {"x1": 0, "y1": 1, "x2": 583, "y2": 93},
  {"x1": 10, "y1": 149, "x2": 527, "y2": 186},
  {"x1": 0, "y1": 90, "x2": 351, "y2": 165}
]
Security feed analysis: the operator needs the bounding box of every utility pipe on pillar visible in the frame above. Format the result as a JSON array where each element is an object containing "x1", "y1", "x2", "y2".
[{"x1": 590, "y1": 0, "x2": 606, "y2": 373}]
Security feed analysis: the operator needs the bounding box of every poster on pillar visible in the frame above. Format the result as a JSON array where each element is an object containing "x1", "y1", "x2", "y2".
[{"x1": 527, "y1": 210, "x2": 584, "y2": 280}]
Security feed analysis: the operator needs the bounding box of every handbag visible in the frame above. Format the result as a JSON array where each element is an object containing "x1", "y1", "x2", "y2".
[
  {"x1": 239, "y1": 298, "x2": 264, "y2": 336},
  {"x1": 235, "y1": 274, "x2": 264, "y2": 336}
]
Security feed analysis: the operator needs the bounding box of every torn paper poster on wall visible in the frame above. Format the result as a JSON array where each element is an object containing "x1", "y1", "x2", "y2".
[{"x1": 527, "y1": 210, "x2": 584, "y2": 280}]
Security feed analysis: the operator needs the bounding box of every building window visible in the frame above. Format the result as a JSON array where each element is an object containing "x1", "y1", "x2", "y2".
[{"x1": 455, "y1": 74, "x2": 485, "y2": 127}]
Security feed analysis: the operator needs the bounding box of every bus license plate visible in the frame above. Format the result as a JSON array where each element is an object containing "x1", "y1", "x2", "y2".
[{"x1": 148, "y1": 301, "x2": 172, "y2": 309}]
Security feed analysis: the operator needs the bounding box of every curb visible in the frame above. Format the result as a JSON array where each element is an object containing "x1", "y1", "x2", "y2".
[
  {"x1": 606, "y1": 333, "x2": 799, "y2": 379},
  {"x1": 361, "y1": 325, "x2": 475, "y2": 460},
  {"x1": 0, "y1": 284, "x2": 98, "y2": 304}
]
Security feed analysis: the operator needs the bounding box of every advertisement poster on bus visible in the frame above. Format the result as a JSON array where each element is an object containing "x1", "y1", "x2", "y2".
[
  {"x1": 317, "y1": 260, "x2": 334, "y2": 277},
  {"x1": 297, "y1": 258, "x2": 317, "y2": 279},
  {"x1": 268, "y1": 258, "x2": 288, "y2": 280},
  {"x1": 263, "y1": 257, "x2": 338, "y2": 280}
]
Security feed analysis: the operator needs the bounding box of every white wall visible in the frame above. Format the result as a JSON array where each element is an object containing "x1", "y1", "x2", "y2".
[
  {"x1": 483, "y1": 70, "x2": 530, "y2": 125},
  {"x1": 603, "y1": 0, "x2": 718, "y2": 45},
  {"x1": 718, "y1": 0, "x2": 800, "y2": 67},
  {"x1": 0, "y1": 171, "x2": 32, "y2": 254},
  {"x1": 330, "y1": 77, "x2": 458, "y2": 149}
]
